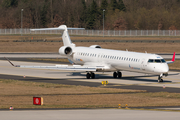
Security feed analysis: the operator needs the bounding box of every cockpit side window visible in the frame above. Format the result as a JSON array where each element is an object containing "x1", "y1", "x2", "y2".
[
  {"x1": 161, "y1": 59, "x2": 166, "y2": 63},
  {"x1": 148, "y1": 59, "x2": 154, "y2": 63}
]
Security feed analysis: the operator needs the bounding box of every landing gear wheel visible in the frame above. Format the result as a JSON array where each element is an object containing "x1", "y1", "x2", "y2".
[
  {"x1": 91, "y1": 72, "x2": 95, "y2": 79},
  {"x1": 117, "y1": 71, "x2": 122, "y2": 78},
  {"x1": 86, "y1": 73, "x2": 90, "y2": 79},
  {"x1": 113, "y1": 72, "x2": 117, "y2": 78},
  {"x1": 158, "y1": 79, "x2": 163, "y2": 83},
  {"x1": 158, "y1": 74, "x2": 164, "y2": 83}
]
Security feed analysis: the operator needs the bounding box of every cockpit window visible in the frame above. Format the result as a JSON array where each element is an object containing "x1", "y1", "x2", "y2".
[
  {"x1": 148, "y1": 59, "x2": 166, "y2": 63},
  {"x1": 155, "y1": 59, "x2": 161, "y2": 63}
]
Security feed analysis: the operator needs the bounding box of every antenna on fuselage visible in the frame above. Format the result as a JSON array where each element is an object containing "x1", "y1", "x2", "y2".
[{"x1": 145, "y1": 51, "x2": 147, "y2": 54}]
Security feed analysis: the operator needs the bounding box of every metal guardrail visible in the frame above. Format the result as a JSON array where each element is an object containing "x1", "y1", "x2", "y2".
[{"x1": 0, "y1": 28, "x2": 180, "y2": 36}]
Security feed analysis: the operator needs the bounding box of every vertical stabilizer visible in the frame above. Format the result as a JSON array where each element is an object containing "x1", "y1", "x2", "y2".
[{"x1": 58, "y1": 25, "x2": 72, "y2": 46}]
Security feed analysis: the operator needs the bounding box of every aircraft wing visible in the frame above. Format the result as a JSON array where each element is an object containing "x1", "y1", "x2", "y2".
[
  {"x1": 5, "y1": 57, "x2": 106, "y2": 72},
  {"x1": 166, "y1": 52, "x2": 175, "y2": 64},
  {"x1": 19, "y1": 65, "x2": 97, "y2": 71}
]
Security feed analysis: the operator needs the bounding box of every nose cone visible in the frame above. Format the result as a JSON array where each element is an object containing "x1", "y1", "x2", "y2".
[
  {"x1": 162, "y1": 64, "x2": 169, "y2": 73},
  {"x1": 159, "y1": 64, "x2": 169, "y2": 73},
  {"x1": 154, "y1": 63, "x2": 169, "y2": 73}
]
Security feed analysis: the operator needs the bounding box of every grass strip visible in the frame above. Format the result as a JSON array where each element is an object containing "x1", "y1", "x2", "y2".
[{"x1": 1, "y1": 79, "x2": 180, "y2": 109}]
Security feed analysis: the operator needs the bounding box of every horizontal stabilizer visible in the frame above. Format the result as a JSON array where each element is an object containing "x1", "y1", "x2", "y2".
[
  {"x1": 30, "y1": 25, "x2": 85, "y2": 46},
  {"x1": 30, "y1": 25, "x2": 85, "y2": 31}
]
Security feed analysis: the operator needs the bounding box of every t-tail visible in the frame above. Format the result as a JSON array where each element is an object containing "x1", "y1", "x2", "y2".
[
  {"x1": 60, "y1": 25, "x2": 72, "y2": 46},
  {"x1": 30, "y1": 25, "x2": 84, "y2": 46}
]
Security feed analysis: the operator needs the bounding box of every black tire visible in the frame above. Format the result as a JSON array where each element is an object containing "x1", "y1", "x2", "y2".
[
  {"x1": 86, "y1": 73, "x2": 90, "y2": 79},
  {"x1": 117, "y1": 72, "x2": 122, "y2": 78},
  {"x1": 113, "y1": 72, "x2": 117, "y2": 78},
  {"x1": 91, "y1": 73, "x2": 95, "y2": 79}
]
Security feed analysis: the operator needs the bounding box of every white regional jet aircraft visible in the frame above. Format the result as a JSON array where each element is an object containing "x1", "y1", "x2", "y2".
[{"x1": 6, "y1": 25, "x2": 175, "y2": 82}]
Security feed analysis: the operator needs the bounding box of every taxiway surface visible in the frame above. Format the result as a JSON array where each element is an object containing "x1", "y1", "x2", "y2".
[
  {"x1": 0, "y1": 56, "x2": 180, "y2": 120},
  {"x1": 0, "y1": 60, "x2": 180, "y2": 93},
  {"x1": 1, "y1": 109, "x2": 180, "y2": 120}
]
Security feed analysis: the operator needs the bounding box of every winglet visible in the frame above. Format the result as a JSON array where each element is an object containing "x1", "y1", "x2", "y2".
[
  {"x1": 172, "y1": 52, "x2": 175, "y2": 62},
  {"x1": 166, "y1": 52, "x2": 176, "y2": 64},
  {"x1": 4, "y1": 57, "x2": 20, "y2": 67}
]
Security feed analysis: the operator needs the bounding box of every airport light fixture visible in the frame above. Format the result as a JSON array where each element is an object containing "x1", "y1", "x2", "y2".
[
  {"x1": 103, "y1": 9, "x2": 105, "y2": 37},
  {"x1": 21, "y1": 9, "x2": 23, "y2": 36}
]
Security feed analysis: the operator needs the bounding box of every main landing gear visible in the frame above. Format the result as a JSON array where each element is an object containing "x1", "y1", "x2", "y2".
[
  {"x1": 158, "y1": 73, "x2": 164, "y2": 83},
  {"x1": 86, "y1": 72, "x2": 95, "y2": 79},
  {"x1": 113, "y1": 71, "x2": 122, "y2": 78},
  {"x1": 86, "y1": 71, "x2": 122, "y2": 79}
]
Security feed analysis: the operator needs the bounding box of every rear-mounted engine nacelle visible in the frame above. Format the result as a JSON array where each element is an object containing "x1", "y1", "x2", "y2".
[
  {"x1": 89, "y1": 45, "x2": 101, "y2": 48},
  {"x1": 59, "y1": 46, "x2": 72, "y2": 56}
]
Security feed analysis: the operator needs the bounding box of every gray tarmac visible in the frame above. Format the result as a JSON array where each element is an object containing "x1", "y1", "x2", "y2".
[
  {"x1": 0, "y1": 53, "x2": 65, "y2": 58},
  {"x1": 0, "y1": 60, "x2": 180, "y2": 93},
  {"x1": 0, "y1": 109, "x2": 180, "y2": 120},
  {"x1": 0, "y1": 55, "x2": 180, "y2": 119}
]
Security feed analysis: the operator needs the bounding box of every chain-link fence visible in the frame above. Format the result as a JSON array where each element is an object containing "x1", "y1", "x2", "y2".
[{"x1": 0, "y1": 28, "x2": 180, "y2": 36}]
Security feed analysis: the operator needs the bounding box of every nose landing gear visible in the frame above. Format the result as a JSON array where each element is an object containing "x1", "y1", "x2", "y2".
[{"x1": 158, "y1": 73, "x2": 164, "y2": 82}]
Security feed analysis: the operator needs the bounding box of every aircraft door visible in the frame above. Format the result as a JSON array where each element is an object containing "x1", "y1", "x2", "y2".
[{"x1": 141, "y1": 58, "x2": 147, "y2": 71}]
